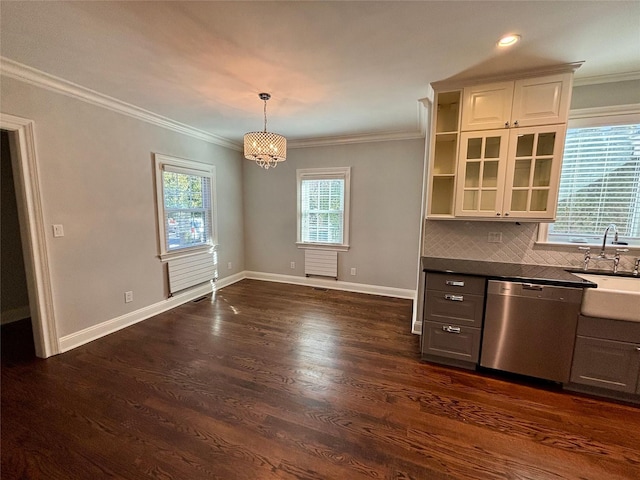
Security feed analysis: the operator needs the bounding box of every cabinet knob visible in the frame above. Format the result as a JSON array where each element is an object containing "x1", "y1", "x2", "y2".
[
  {"x1": 504, "y1": 121, "x2": 510, "y2": 128},
  {"x1": 496, "y1": 212, "x2": 501, "y2": 216},
  {"x1": 514, "y1": 120, "x2": 519, "y2": 127},
  {"x1": 504, "y1": 212, "x2": 510, "y2": 217}
]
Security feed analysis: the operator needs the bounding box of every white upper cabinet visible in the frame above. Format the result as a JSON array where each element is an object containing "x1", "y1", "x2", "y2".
[
  {"x1": 425, "y1": 62, "x2": 581, "y2": 221},
  {"x1": 461, "y1": 73, "x2": 572, "y2": 131},
  {"x1": 454, "y1": 125, "x2": 566, "y2": 219},
  {"x1": 511, "y1": 74, "x2": 572, "y2": 127},
  {"x1": 461, "y1": 81, "x2": 514, "y2": 131},
  {"x1": 502, "y1": 124, "x2": 566, "y2": 219},
  {"x1": 454, "y1": 130, "x2": 510, "y2": 217},
  {"x1": 427, "y1": 91, "x2": 462, "y2": 217}
]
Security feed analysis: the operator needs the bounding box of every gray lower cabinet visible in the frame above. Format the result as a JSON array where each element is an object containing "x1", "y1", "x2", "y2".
[
  {"x1": 421, "y1": 272, "x2": 486, "y2": 368},
  {"x1": 569, "y1": 315, "x2": 640, "y2": 397},
  {"x1": 423, "y1": 322, "x2": 481, "y2": 363},
  {"x1": 571, "y1": 337, "x2": 640, "y2": 393},
  {"x1": 424, "y1": 292, "x2": 485, "y2": 327}
]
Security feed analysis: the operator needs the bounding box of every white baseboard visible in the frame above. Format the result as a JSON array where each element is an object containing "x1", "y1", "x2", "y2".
[
  {"x1": 58, "y1": 283, "x2": 213, "y2": 353},
  {"x1": 1, "y1": 306, "x2": 31, "y2": 325},
  {"x1": 58, "y1": 271, "x2": 416, "y2": 354},
  {"x1": 214, "y1": 271, "x2": 246, "y2": 290},
  {"x1": 244, "y1": 271, "x2": 415, "y2": 299}
]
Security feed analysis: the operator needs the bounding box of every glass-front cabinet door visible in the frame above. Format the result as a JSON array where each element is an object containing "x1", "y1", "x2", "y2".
[
  {"x1": 503, "y1": 124, "x2": 566, "y2": 219},
  {"x1": 455, "y1": 131, "x2": 509, "y2": 217}
]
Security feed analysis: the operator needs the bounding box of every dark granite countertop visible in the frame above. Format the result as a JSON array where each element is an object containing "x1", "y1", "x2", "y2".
[{"x1": 422, "y1": 257, "x2": 596, "y2": 288}]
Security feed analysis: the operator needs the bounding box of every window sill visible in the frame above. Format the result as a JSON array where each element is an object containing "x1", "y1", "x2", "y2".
[
  {"x1": 159, "y1": 244, "x2": 217, "y2": 262},
  {"x1": 296, "y1": 242, "x2": 350, "y2": 252}
]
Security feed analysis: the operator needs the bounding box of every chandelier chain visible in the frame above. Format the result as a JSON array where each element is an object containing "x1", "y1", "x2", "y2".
[{"x1": 263, "y1": 99, "x2": 267, "y2": 133}]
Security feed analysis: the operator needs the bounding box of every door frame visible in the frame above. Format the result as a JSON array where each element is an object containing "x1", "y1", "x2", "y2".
[{"x1": 1, "y1": 113, "x2": 58, "y2": 357}]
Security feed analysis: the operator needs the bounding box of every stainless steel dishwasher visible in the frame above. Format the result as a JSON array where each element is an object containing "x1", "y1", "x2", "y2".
[{"x1": 480, "y1": 280, "x2": 583, "y2": 383}]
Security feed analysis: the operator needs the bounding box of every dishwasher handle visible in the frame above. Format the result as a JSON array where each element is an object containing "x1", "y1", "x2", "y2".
[{"x1": 522, "y1": 283, "x2": 543, "y2": 291}]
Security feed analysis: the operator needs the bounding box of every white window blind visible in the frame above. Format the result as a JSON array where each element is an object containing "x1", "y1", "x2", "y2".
[
  {"x1": 297, "y1": 167, "x2": 351, "y2": 250},
  {"x1": 549, "y1": 123, "x2": 640, "y2": 242},
  {"x1": 162, "y1": 169, "x2": 212, "y2": 251},
  {"x1": 301, "y1": 178, "x2": 345, "y2": 243}
]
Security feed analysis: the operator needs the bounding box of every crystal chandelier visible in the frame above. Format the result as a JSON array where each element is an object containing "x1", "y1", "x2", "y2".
[{"x1": 244, "y1": 93, "x2": 287, "y2": 169}]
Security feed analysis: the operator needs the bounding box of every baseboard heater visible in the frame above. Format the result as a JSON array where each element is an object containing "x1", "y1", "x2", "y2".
[
  {"x1": 167, "y1": 251, "x2": 216, "y2": 296},
  {"x1": 304, "y1": 249, "x2": 338, "y2": 280}
]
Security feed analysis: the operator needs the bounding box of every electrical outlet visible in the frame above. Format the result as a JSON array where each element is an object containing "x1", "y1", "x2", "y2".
[
  {"x1": 290, "y1": 261, "x2": 296, "y2": 269},
  {"x1": 53, "y1": 224, "x2": 64, "y2": 237},
  {"x1": 227, "y1": 262, "x2": 232, "y2": 270},
  {"x1": 350, "y1": 267, "x2": 357, "y2": 276},
  {"x1": 124, "y1": 291, "x2": 133, "y2": 303},
  {"x1": 488, "y1": 232, "x2": 503, "y2": 243}
]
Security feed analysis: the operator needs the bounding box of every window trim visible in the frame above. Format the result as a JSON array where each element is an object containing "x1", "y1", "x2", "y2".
[
  {"x1": 296, "y1": 167, "x2": 351, "y2": 251},
  {"x1": 537, "y1": 223, "x2": 640, "y2": 251},
  {"x1": 154, "y1": 153, "x2": 218, "y2": 261},
  {"x1": 536, "y1": 105, "x2": 640, "y2": 249}
]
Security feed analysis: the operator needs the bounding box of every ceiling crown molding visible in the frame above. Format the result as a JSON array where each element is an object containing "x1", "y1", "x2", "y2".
[
  {"x1": 289, "y1": 100, "x2": 428, "y2": 149},
  {"x1": 288, "y1": 129, "x2": 425, "y2": 149},
  {"x1": 572, "y1": 71, "x2": 640, "y2": 87},
  {"x1": 0, "y1": 57, "x2": 242, "y2": 151}
]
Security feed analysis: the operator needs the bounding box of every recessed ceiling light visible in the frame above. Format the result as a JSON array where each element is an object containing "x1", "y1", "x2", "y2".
[{"x1": 497, "y1": 34, "x2": 521, "y2": 47}]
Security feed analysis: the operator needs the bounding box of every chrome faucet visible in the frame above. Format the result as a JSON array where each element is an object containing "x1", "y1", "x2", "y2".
[
  {"x1": 579, "y1": 224, "x2": 629, "y2": 272},
  {"x1": 599, "y1": 223, "x2": 618, "y2": 257},
  {"x1": 578, "y1": 247, "x2": 591, "y2": 271},
  {"x1": 613, "y1": 250, "x2": 625, "y2": 274}
]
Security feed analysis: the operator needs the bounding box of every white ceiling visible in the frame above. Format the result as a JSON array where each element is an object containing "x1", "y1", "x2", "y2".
[{"x1": 1, "y1": 1, "x2": 639, "y2": 145}]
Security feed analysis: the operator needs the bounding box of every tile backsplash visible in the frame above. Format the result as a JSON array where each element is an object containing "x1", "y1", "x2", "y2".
[{"x1": 423, "y1": 220, "x2": 637, "y2": 272}]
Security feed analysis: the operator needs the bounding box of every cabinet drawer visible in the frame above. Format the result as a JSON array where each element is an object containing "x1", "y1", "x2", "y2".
[
  {"x1": 425, "y1": 291, "x2": 485, "y2": 327},
  {"x1": 577, "y1": 315, "x2": 640, "y2": 344},
  {"x1": 570, "y1": 336, "x2": 640, "y2": 393},
  {"x1": 426, "y1": 273, "x2": 486, "y2": 295},
  {"x1": 422, "y1": 322, "x2": 481, "y2": 363}
]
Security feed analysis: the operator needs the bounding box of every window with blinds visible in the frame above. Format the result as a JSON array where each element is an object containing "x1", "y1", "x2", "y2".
[
  {"x1": 548, "y1": 123, "x2": 640, "y2": 243},
  {"x1": 297, "y1": 167, "x2": 351, "y2": 250},
  {"x1": 155, "y1": 154, "x2": 217, "y2": 258}
]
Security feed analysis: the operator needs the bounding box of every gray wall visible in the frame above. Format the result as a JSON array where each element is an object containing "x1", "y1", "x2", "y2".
[
  {"x1": 424, "y1": 79, "x2": 640, "y2": 269},
  {"x1": 1, "y1": 77, "x2": 245, "y2": 337},
  {"x1": 1, "y1": 130, "x2": 31, "y2": 322},
  {"x1": 571, "y1": 79, "x2": 640, "y2": 109},
  {"x1": 243, "y1": 139, "x2": 425, "y2": 290}
]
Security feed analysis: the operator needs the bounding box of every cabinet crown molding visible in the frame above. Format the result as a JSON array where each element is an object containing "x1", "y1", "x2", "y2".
[{"x1": 431, "y1": 61, "x2": 584, "y2": 91}]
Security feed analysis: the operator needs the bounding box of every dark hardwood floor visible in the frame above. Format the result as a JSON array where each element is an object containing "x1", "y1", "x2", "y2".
[{"x1": 2, "y1": 279, "x2": 639, "y2": 479}]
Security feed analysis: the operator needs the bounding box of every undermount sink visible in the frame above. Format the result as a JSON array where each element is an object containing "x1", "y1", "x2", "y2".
[{"x1": 573, "y1": 273, "x2": 640, "y2": 322}]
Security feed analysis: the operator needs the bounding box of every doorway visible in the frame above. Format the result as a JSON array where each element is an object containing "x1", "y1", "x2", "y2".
[
  {"x1": 1, "y1": 129, "x2": 36, "y2": 362},
  {"x1": 0, "y1": 114, "x2": 58, "y2": 358}
]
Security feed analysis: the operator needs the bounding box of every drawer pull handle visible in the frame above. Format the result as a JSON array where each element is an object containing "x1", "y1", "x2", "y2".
[
  {"x1": 445, "y1": 280, "x2": 465, "y2": 287},
  {"x1": 442, "y1": 325, "x2": 461, "y2": 334},
  {"x1": 444, "y1": 294, "x2": 464, "y2": 302}
]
